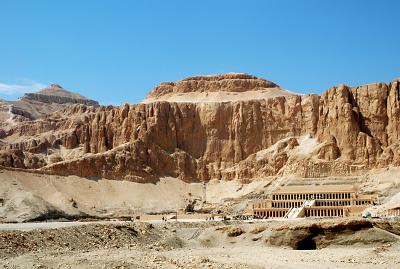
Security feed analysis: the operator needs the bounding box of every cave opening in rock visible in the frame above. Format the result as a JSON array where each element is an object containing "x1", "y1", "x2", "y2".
[{"x1": 295, "y1": 238, "x2": 317, "y2": 250}]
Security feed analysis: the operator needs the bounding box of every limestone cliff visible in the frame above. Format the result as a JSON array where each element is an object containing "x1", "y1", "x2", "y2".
[{"x1": 0, "y1": 74, "x2": 399, "y2": 182}]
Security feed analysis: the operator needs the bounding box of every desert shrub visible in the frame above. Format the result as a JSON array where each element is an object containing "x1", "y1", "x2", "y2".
[{"x1": 227, "y1": 227, "x2": 244, "y2": 237}]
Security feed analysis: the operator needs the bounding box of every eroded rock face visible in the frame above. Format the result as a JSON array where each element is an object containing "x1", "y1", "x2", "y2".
[
  {"x1": 0, "y1": 74, "x2": 399, "y2": 182},
  {"x1": 147, "y1": 73, "x2": 279, "y2": 98}
]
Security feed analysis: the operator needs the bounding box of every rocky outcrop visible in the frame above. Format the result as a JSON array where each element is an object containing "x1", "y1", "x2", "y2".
[
  {"x1": 22, "y1": 84, "x2": 98, "y2": 106},
  {"x1": 0, "y1": 84, "x2": 98, "y2": 125},
  {"x1": 266, "y1": 219, "x2": 399, "y2": 249},
  {"x1": 0, "y1": 74, "x2": 399, "y2": 183},
  {"x1": 147, "y1": 73, "x2": 279, "y2": 98},
  {"x1": 143, "y1": 73, "x2": 294, "y2": 103}
]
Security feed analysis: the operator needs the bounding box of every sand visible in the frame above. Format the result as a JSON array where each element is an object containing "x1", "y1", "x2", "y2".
[
  {"x1": 0, "y1": 170, "x2": 267, "y2": 222},
  {"x1": 1, "y1": 167, "x2": 400, "y2": 223}
]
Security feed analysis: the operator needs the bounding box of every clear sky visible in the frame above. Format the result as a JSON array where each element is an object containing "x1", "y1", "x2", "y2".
[{"x1": 0, "y1": 0, "x2": 399, "y2": 105}]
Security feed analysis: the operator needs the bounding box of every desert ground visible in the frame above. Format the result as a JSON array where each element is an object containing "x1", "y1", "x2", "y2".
[
  {"x1": 1, "y1": 167, "x2": 400, "y2": 268},
  {"x1": 1, "y1": 217, "x2": 400, "y2": 269}
]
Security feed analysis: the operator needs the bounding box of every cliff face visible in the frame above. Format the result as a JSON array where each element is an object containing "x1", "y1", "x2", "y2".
[
  {"x1": 147, "y1": 73, "x2": 279, "y2": 98},
  {"x1": 0, "y1": 74, "x2": 399, "y2": 182}
]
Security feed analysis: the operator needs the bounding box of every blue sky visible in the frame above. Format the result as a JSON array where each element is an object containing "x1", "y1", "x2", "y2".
[{"x1": 0, "y1": 0, "x2": 399, "y2": 105}]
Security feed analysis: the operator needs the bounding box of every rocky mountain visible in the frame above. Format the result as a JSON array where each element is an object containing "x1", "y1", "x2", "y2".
[
  {"x1": 142, "y1": 73, "x2": 294, "y2": 103},
  {"x1": 0, "y1": 74, "x2": 399, "y2": 183},
  {"x1": 0, "y1": 84, "x2": 98, "y2": 128}
]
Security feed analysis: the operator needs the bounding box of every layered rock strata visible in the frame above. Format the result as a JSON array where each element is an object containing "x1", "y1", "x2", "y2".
[{"x1": 0, "y1": 74, "x2": 399, "y2": 182}]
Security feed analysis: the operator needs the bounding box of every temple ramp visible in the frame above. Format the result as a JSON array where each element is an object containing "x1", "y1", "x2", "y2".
[{"x1": 286, "y1": 199, "x2": 315, "y2": 218}]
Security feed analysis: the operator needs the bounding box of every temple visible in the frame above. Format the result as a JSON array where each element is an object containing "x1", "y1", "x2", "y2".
[
  {"x1": 378, "y1": 207, "x2": 400, "y2": 218},
  {"x1": 251, "y1": 185, "x2": 377, "y2": 219}
]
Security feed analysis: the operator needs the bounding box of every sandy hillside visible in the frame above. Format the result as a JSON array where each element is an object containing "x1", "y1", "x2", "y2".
[
  {"x1": 1, "y1": 167, "x2": 400, "y2": 223},
  {"x1": 0, "y1": 170, "x2": 268, "y2": 222}
]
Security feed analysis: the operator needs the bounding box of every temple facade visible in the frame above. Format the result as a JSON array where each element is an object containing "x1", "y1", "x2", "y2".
[
  {"x1": 251, "y1": 185, "x2": 377, "y2": 219},
  {"x1": 378, "y1": 207, "x2": 400, "y2": 218}
]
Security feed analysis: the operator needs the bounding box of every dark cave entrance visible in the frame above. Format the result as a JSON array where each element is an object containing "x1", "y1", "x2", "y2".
[{"x1": 295, "y1": 238, "x2": 317, "y2": 250}]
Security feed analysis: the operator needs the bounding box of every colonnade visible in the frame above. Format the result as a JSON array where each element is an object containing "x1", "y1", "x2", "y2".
[
  {"x1": 254, "y1": 210, "x2": 287, "y2": 218},
  {"x1": 255, "y1": 208, "x2": 345, "y2": 218},
  {"x1": 253, "y1": 200, "x2": 269, "y2": 209},
  {"x1": 252, "y1": 189, "x2": 376, "y2": 219},
  {"x1": 316, "y1": 200, "x2": 351, "y2": 206},
  {"x1": 354, "y1": 200, "x2": 372, "y2": 205},
  {"x1": 305, "y1": 208, "x2": 343, "y2": 217},
  {"x1": 382, "y1": 208, "x2": 400, "y2": 217},
  {"x1": 271, "y1": 201, "x2": 303, "y2": 208},
  {"x1": 272, "y1": 192, "x2": 352, "y2": 201}
]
